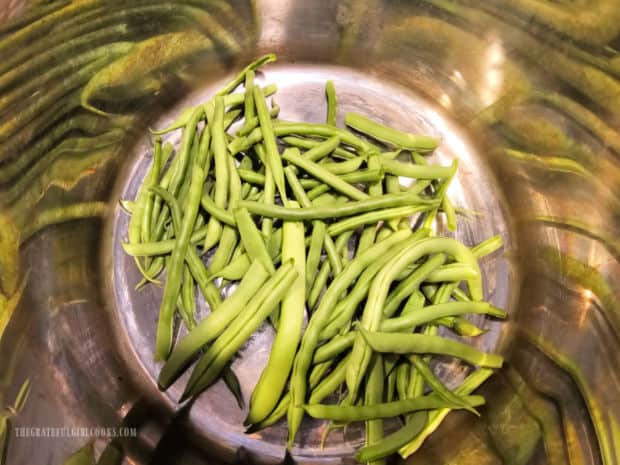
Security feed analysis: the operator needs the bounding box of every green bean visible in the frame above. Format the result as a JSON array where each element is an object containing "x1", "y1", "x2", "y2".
[
  {"x1": 203, "y1": 96, "x2": 228, "y2": 252},
  {"x1": 158, "y1": 260, "x2": 269, "y2": 388},
  {"x1": 185, "y1": 245, "x2": 222, "y2": 311},
  {"x1": 399, "y1": 368, "x2": 494, "y2": 457},
  {"x1": 254, "y1": 86, "x2": 287, "y2": 199},
  {"x1": 314, "y1": 333, "x2": 355, "y2": 363},
  {"x1": 213, "y1": 253, "x2": 250, "y2": 280},
  {"x1": 152, "y1": 85, "x2": 276, "y2": 136},
  {"x1": 321, "y1": 255, "x2": 401, "y2": 341},
  {"x1": 305, "y1": 223, "x2": 326, "y2": 295},
  {"x1": 214, "y1": 228, "x2": 282, "y2": 279},
  {"x1": 180, "y1": 267, "x2": 196, "y2": 329},
  {"x1": 237, "y1": 169, "x2": 265, "y2": 185},
  {"x1": 305, "y1": 394, "x2": 485, "y2": 421},
  {"x1": 323, "y1": 234, "x2": 343, "y2": 276},
  {"x1": 355, "y1": 411, "x2": 428, "y2": 462},
  {"x1": 381, "y1": 158, "x2": 454, "y2": 180},
  {"x1": 234, "y1": 207, "x2": 275, "y2": 274},
  {"x1": 140, "y1": 138, "x2": 164, "y2": 244},
  {"x1": 184, "y1": 260, "x2": 298, "y2": 398},
  {"x1": 247, "y1": 202, "x2": 306, "y2": 424},
  {"x1": 365, "y1": 354, "x2": 386, "y2": 465},
  {"x1": 361, "y1": 330, "x2": 503, "y2": 368},
  {"x1": 383, "y1": 254, "x2": 447, "y2": 317},
  {"x1": 316, "y1": 303, "x2": 503, "y2": 363},
  {"x1": 325, "y1": 80, "x2": 337, "y2": 126},
  {"x1": 426, "y1": 263, "x2": 479, "y2": 282},
  {"x1": 308, "y1": 355, "x2": 350, "y2": 404},
  {"x1": 436, "y1": 316, "x2": 487, "y2": 337},
  {"x1": 246, "y1": 359, "x2": 334, "y2": 432},
  {"x1": 274, "y1": 121, "x2": 378, "y2": 152},
  {"x1": 238, "y1": 191, "x2": 430, "y2": 221},
  {"x1": 307, "y1": 258, "x2": 332, "y2": 311},
  {"x1": 154, "y1": 163, "x2": 205, "y2": 360},
  {"x1": 316, "y1": 156, "x2": 365, "y2": 175},
  {"x1": 221, "y1": 365, "x2": 245, "y2": 409},
  {"x1": 252, "y1": 143, "x2": 275, "y2": 237},
  {"x1": 216, "y1": 54, "x2": 276, "y2": 96},
  {"x1": 384, "y1": 302, "x2": 505, "y2": 332},
  {"x1": 209, "y1": 156, "x2": 241, "y2": 272},
  {"x1": 410, "y1": 356, "x2": 478, "y2": 415},
  {"x1": 199, "y1": 193, "x2": 235, "y2": 226},
  {"x1": 385, "y1": 174, "x2": 402, "y2": 195},
  {"x1": 307, "y1": 231, "x2": 353, "y2": 310},
  {"x1": 396, "y1": 362, "x2": 410, "y2": 401},
  {"x1": 282, "y1": 136, "x2": 356, "y2": 160},
  {"x1": 356, "y1": 153, "x2": 384, "y2": 254},
  {"x1": 282, "y1": 149, "x2": 368, "y2": 201},
  {"x1": 298, "y1": 135, "x2": 342, "y2": 163},
  {"x1": 345, "y1": 112, "x2": 439, "y2": 151},
  {"x1": 122, "y1": 225, "x2": 208, "y2": 257},
  {"x1": 287, "y1": 229, "x2": 411, "y2": 446},
  {"x1": 126, "y1": 138, "x2": 163, "y2": 277},
  {"x1": 327, "y1": 205, "x2": 432, "y2": 237}
]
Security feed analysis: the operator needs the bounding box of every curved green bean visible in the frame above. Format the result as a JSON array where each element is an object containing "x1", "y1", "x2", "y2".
[
  {"x1": 238, "y1": 192, "x2": 432, "y2": 221},
  {"x1": 345, "y1": 112, "x2": 439, "y2": 151},
  {"x1": 158, "y1": 260, "x2": 269, "y2": 389},
  {"x1": 305, "y1": 394, "x2": 485, "y2": 421},
  {"x1": 361, "y1": 330, "x2": 503, "y2": 368}
]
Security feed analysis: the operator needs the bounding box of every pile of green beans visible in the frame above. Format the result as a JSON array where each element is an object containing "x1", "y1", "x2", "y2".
[{"x1": 121, "y1": 54, "x2": 507, "y2": 463}]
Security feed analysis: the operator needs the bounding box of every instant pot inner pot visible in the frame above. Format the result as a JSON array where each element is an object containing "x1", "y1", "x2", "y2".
[{"x1": 107, "y1": 64, "x2": 517, "y2": 464}]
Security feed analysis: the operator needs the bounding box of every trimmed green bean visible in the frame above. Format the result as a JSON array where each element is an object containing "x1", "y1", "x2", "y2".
[
  {"x1": 274, "y1": 121, "x2": 378, "y2": 152},
  {"x1": 155, "y1": 163, "x2": 205, "y2": 360},
  {"x1": 327, "y1": 205, "x2": 432, "y2": 237},
  {"x1": 287, "y1": 229, "x2": 411, "y2": 446},
  {"x1": 282, "y1": 136, "x2": 356, "y2": 160},
  {"x1": 247, "y1": 202, "x2": 306, "y2": 424},
  {"x1": 314, "y1": 333, "x2": 356, "y2": 363},
  {"x1": 308, "y1": 355, "x2": 350, "y2": 404},
  {"x1": 325, "y1": 80, "x2": 337, "y2": 126},
  {"x1": 361, "y1": 330, "x2": 503, "y2": 368},
  {"x1": 381, "y1": 158, "x2": 454, "y2": 180},
  {"x1": 216, "y1": 54, "x2": 276, "y2": 97},
  {"x1": 409, "y1": 355, "x2": 478, "y2": 415},
  {"x1": 365, "y1": 354, "x2": 386, "y2": 465},
  {"x1": 254, "y1": 86, "x2": 287, "y2": 199},
  {"x1": 305, "y1": 394, "x2": 485, "y2": 421},
  {"x1": 158, "y1": 260, "x2": 270, "y2": 388},
  {"x1": 238, "y1": 192, "x2": 432, "y2": 221},
  {"x1": 184, "y1": 260, "x2": 298, "y2": 398},
  {"x1": 282, "y1": 149, "x2": 368, "y2": 201},
  {"x1": 355, "y1": 411, "x2": 428, "y2": 462},
  {"x1": 203, "y1": 96, "x2": 228, "y2": 252},
  {"x1": 345, "y1": 112, "x2": 439, "y2": 151},
  {"x1": 234, "y1": 207, "x2": 275, "y2": 274},
  {"x1": 383, "y1": 254, "x2": 447, "y2": 317},
  {"x1": 383, "y1": 302, "x2": 506, "y2": 332},
  {"x1": 399, "y1": 369, "x2": 494, "y2": 457}
]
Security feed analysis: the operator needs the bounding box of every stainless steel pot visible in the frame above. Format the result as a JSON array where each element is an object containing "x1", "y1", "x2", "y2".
[{"x1": 1, "y1": 1, "x2": 618, "y2": 464}]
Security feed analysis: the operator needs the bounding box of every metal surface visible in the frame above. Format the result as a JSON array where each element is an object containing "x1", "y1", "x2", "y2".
[{"x1": 0, "y1": 1, "x2": 619, "y2": 465}]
